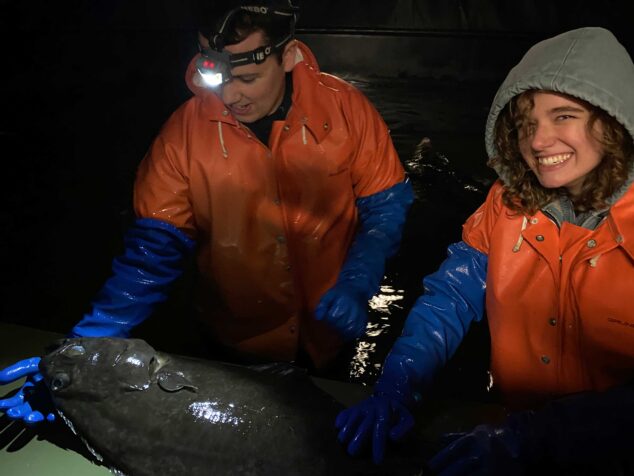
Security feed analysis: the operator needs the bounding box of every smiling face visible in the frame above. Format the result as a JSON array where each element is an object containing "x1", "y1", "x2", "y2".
[
  {"x1": 517, "y1": 91, "x2": 605, "y2": 197},
  {"x1": 199, "y1": 30, "x2": 296, "y2": 123}
]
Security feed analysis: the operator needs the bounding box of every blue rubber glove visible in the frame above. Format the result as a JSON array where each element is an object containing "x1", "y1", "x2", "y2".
[
  {"x1": 0, "y1": 357, "x2": 56, "y2": 425},
  {"x1": 70, "y1": 218, "x2": 195, "y2": 337},
  {"x1": 336, "y1": 393, "x2": 414, "y2": 464},
  {"x1": 337, "y1": 241, "x2": 487, "y2": 463},
  {"x1": 315, "y1": 181, "x2": 414, "y2": 341},
  {"x1": 314, "y1": 283, "x2": 369, "y2": 342},
  {"x1": 336, "y1": 354, "x2": 418, "y2": 464},
  {"x1": 428, "y1": 383, "x2": 634, "y2": 475}
]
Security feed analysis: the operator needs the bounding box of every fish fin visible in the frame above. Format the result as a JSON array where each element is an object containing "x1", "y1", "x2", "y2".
[
  {"x1": 157, "y1": 371, "x2": 198, "y2": 393},
  {"x1": 247, "y1": 362, "x2": 308, "y2": 378}
]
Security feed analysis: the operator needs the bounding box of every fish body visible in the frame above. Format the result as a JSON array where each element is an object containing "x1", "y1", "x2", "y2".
[{"x1": 39, "y1": 338, "x2": 424, "y2": 476}]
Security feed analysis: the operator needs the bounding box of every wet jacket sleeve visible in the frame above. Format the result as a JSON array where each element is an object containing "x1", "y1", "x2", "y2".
[
  {"x1": 346, "y1": 86, "x2": 406, "y2": 198},
  {"x1": 374, "y1": 241, "x2": 487, "y2": 406},
  {"x1": 70, "y1": 218, "x2": 195, "y2": 338},
  {"x1": 134, "y1": 115, "x2": 197, "y2": 238},
  {"x1": 336, "y1": 81, "x2": 412, "y2": 299}
]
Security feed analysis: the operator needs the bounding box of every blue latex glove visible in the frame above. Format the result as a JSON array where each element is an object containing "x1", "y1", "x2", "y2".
[
  {"x1": 0, "y1": 357, "x2": 56, "y2": 425},
  {"x1": 337, "y1": 241, "x2": 487, "y2": 463},
  {"x1": 315, "y1": 181, "x2": 414, "y2": 341},
  {"x1": 429, "y1": 383, "x2": 634, "y2": 475},
  {"x1": 70, "y1": 217, "x2": 195, "y2": 337}
]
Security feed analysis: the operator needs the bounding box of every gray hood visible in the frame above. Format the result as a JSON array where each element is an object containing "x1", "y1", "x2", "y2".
[{"x1": 485, "y1": 27, "x2": 634, "y2": 184}]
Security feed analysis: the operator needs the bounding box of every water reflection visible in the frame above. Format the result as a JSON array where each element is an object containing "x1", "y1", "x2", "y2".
[
  {"x1": 189, "y1": 400, "x2": 244, "y2": 426},
  {"x1": 349, "y1": 284, "x2": 404, "y2": 383}
]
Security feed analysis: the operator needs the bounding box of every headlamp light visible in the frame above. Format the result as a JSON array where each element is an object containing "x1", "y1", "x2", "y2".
[{"x1": 196, "y1": 48, "x2": 233, "y2": 87}]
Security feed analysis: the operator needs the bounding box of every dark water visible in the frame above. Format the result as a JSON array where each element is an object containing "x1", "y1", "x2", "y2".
[{"x1": 330, "y1": 76, "x2": 499, "y2": 397}]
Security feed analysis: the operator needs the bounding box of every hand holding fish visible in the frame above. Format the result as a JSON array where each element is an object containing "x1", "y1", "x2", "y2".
[
  {"x1": 336, "y1": 393, "x2": 414, "y2": 464},
  {"x1": 0, "y1": 357, "x2": 56, "y2": 425},
  {"x1": 315, "y1": 282, "x2": 368, "y2": 341}
]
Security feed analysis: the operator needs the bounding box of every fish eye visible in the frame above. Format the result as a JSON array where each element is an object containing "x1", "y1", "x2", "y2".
[{"x1": 51, "y1": 373, "x2": 71, "y2": 391}]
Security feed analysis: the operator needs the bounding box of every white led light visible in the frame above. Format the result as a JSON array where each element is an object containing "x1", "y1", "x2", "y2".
[{"x1": 200, "y1": 71, "x2": 223, "y2": 87}]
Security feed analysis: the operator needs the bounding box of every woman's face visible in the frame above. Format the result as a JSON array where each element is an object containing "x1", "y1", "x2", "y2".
[{"x1": 517, "y1": 91, "x2": 604, "y2": 196}]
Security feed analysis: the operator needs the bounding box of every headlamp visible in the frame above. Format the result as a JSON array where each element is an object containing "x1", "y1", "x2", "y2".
[
  {"x1": 196, "y1": 49, "x2": 232, "y2": 87},
  {"x1": 196, "y1": 43, "x2": 276, "y2": 87},
  {"x1": 196, "y1": 2, "x2": 298, "y2": 88}
]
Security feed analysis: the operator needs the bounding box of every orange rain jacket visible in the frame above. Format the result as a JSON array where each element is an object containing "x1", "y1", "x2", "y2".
[
  {"x1": 464, "y1": 180, "x2": 634, "y2": 404},
  {"x1": 133, "y1": 42, "x2": 405, "y2": 367},
  {"x1": 377, "y1": 28, "x2": 634, "y2": 409},
  {"x1": 471, "y1": 27, "x2": 634, "y2": 403}
]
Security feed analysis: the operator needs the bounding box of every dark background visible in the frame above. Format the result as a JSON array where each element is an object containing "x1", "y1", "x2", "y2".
[{"x1": 1, "y1": 1, "x2": 632, "y2": 371}]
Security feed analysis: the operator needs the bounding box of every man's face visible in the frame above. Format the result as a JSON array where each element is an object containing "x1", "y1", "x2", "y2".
[
  {"x1": 517, "y1": 91, "x2": 605, "y2": 197},
  {"x1": 200, "y1": 30, "x2": 295, "y2": 123}
]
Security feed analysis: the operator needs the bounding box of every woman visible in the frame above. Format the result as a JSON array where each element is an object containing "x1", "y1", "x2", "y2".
[{"x1": 336, "y1": 27, "x2": 634, "y2": 475}]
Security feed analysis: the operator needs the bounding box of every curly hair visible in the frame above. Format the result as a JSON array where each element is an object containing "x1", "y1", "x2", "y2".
[{"x1": 489, "y1": 90, "x2": 634, "y2": 215}]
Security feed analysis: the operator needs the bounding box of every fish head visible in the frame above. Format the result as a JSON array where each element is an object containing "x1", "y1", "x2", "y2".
[{"x1": 39, "y1": 337, "x2": 164, "y2": 402}]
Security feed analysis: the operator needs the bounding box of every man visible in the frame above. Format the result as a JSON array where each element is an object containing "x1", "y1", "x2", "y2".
[{"x1": 0, "y1": 0, "x2": 413, "y2": 424}]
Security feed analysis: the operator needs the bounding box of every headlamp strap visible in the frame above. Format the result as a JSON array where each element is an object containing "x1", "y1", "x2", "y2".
[
  {"x1": 199, "y1": 2, "x2": 298, "y2": 84},
  {"x1": 228, "y1": 44, "x2": 275, "y2": 66},
  {"x1": 211, "y1": 3, "x2": 298, "y2": 52}
]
